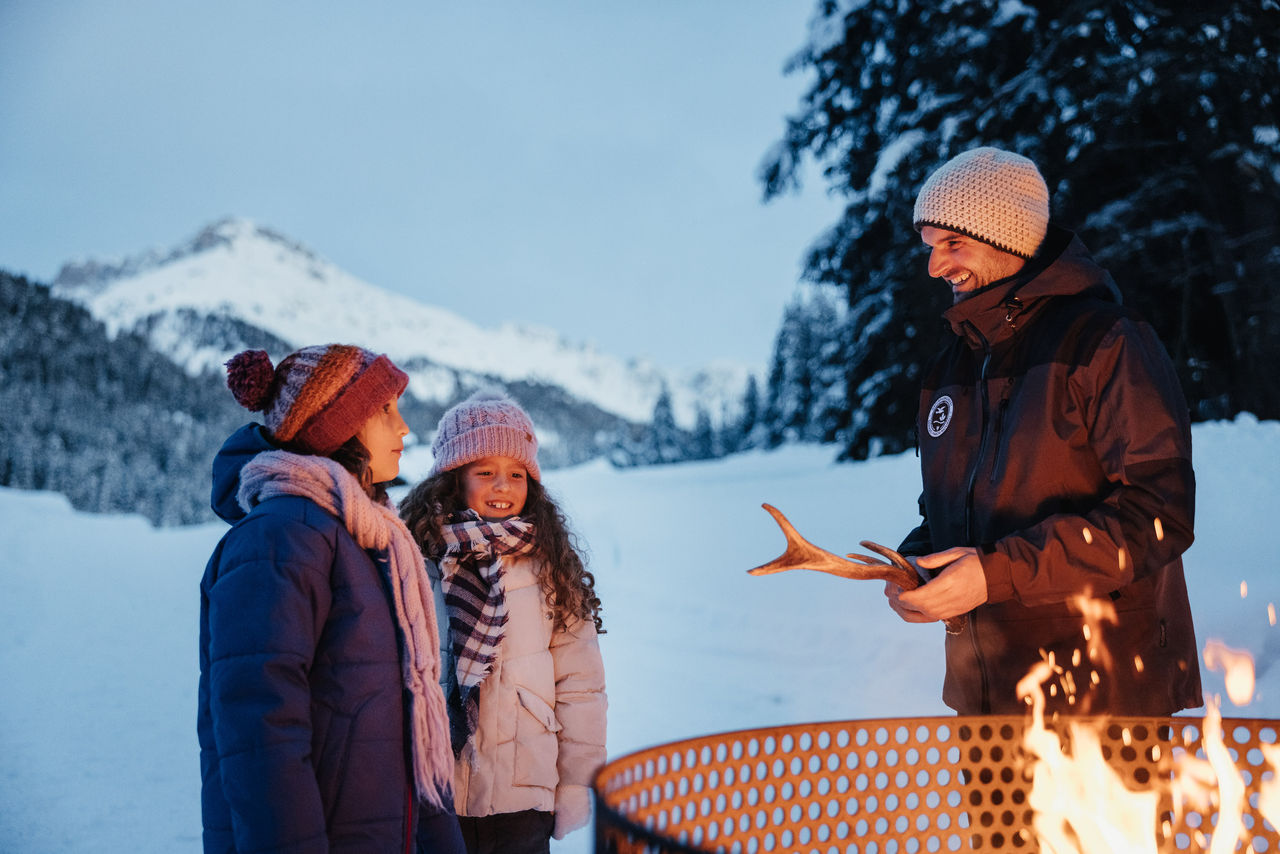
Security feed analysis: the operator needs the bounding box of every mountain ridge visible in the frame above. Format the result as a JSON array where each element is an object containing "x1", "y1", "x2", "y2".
[{"x1": 52, "y1": 218, "x2": 750, "y2": 428}]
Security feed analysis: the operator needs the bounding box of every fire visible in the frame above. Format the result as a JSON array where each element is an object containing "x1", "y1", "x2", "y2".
[
  {"x1": 1202, "y1": 639, "x2": 1255, "y2": 707},
  {"x1": 1018, "y1": 638, "x2": 1273, "y2": 852},
  {"x1": 1258, "y1": 741, "x2": 1280, "y2": 828},
  {"x1": 1017, "y1": 663, "x2": 1161, "y2": 853}
]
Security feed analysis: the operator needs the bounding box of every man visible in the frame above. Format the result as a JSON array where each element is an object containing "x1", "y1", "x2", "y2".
[{"x1": 885, "y1": 147, "x2": 1202, "y2": 716}]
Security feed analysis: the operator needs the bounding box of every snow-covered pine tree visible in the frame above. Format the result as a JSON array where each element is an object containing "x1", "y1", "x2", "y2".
[
  {"x1": 648, "y1": 384, "x2": 685, "y2": 464},
  {"x1": 761, "y1": 0, "x2": 1280, "y2": 457},
  {"x1": 692, "y1": 406, "x2": 716, "y2": 461}
]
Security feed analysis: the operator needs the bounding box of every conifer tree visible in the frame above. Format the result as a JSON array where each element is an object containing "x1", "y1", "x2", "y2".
[{"x1": 762, "y1": 0, "x2": 1280, "y2": 457}]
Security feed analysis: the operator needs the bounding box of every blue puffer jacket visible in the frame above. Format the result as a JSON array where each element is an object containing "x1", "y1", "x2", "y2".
[{"x1": 198, "y1": 424, "x2": 462, "y2": 854}]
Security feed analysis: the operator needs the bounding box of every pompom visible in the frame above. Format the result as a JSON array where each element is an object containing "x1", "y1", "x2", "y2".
[{"x1": 225, "y1": 349, "x2": 275, "y2": 411}]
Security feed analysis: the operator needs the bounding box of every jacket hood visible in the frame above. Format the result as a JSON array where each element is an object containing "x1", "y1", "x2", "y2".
[
  {"x1": 210, "y1": 423, "x2": 278, "y2": 524},
  {"x1": 942, "y1": 225, "x2": 1121, "y2": 346}
]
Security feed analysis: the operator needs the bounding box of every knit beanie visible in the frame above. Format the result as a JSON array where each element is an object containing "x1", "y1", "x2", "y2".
[
  {"x1": 913, "y1": 147, "x2": 1050, "y2": 259},
  {"x1": 225, "y1": 344, "x2": 409, "y2": 455},
  {"x1": 429, "y1": 391, "x2": 540, "y2": 480}
]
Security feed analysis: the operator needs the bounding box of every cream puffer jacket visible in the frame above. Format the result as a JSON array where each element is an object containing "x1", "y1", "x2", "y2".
[{"x1": 427, "y1": 554, "x2": 607, "y2": 828}]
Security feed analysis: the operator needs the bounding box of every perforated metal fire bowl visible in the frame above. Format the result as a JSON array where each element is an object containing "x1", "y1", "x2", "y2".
[{"x1": 592, "y1": 715, "x2": 1280, "y2": 853}]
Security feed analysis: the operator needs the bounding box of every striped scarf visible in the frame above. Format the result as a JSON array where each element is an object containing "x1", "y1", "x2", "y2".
[
  {"x1": 237, "y1": 450, "x2": 453, "y2": 810},
  {"x1": 433, "y1": 510, "x2": 538, "y2": 746}
]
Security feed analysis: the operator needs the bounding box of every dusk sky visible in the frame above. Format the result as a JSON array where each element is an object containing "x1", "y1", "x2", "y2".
[{"x1": 0, "y1": 2, "x2": 842, "y2": 372}]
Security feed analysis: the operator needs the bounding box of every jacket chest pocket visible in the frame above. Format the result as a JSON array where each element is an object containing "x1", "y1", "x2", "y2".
[{"x1": 512, "y1": 686, "x2": 560, "y2": 788}]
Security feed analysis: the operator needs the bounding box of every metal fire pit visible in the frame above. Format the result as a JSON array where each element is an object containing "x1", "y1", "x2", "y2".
[{"x1": 592, "y1": 715, "x2": 1280, "y2": 852}]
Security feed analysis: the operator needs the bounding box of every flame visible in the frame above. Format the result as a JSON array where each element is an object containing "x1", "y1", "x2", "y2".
[
  {"x1": 1257, "y1": 741, "x2": 1280, "y2": 828},
  {"x1": 1169, "y1": 698, "x2": 1249, "y2": 853},
  {"x1": 1203, "y1": 639, "x2": 1255, "y2": 706},
  {"x1": 1021, "y1": 639, "x2": 1274, "y2": 851},
  {"x1": 1017, "y1": 663, "x2": 1161, "y2": 853}
]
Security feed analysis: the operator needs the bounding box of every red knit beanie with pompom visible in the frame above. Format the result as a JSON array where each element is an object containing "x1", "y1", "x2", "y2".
[{"x1": 224, "y1": 344, "x2": 408, "y2": 455}]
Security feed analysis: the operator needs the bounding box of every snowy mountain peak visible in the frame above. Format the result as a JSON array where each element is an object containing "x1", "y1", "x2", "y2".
[
  {"x1": 54, "y1": 217, "x2": 320, "y2": 295},
  {"x1": 51, "y1": 220, "x2": 751, "y2": 427}
]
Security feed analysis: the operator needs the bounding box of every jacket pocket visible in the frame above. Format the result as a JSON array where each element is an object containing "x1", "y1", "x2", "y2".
[{"x1": 512, "y1": 686, "x2": 560, "y2": 789}]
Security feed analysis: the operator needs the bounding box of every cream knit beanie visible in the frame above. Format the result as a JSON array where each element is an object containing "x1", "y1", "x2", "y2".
[
  {"x1": 913, "y1": 147, "x2": 1050, "y2": 259},
  {"x1": 429, "y1": 391, "x2": 541, "y2": 480}
]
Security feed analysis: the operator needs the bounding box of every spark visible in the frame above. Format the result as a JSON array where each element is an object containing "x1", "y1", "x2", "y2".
[
  {"x1": 1134, "y1": 655, "x2": 1145, "y2": 673},
  {"x1": 1241, "y1": 580, "x2": 1249, "y2": 598},
  {"x1": 1082, "y1": 527, "x2": 1093, "y2": 544},
  {"x1": 1153, "y1": 517, "x2": 1164, "y2": 541},
  {"x1": 1269, "y1": 604, "x2": 1276, "y2": 626}
]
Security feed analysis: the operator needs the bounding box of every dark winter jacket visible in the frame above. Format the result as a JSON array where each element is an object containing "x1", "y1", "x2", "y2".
[
  {"x1": 198, "y1": 424, "x2": 462, "y2": 854},
  {"x1": 900, "y1": 227, "x2": 1202, "y2": 716}
]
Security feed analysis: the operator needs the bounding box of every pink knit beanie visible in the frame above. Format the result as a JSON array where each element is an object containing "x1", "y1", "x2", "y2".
[
  {"x1": 430, "y1": 391, "x2": 540, "y2": 480},
  {"x1": 225, "y1": 344, "x2": 408, "y2": 455},
  {"x1": 913, "y1": 147, "x2": 1050, "y2": 259}
]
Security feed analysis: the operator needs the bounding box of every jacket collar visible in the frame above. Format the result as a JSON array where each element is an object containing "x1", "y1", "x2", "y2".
[{"x1": 941, "y1": 226, "x2": 1120, "y2": 349}]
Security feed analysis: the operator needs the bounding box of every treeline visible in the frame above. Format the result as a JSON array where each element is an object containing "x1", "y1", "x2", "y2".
[
  {"x1": 0, "y1": 271, "x2": 246, "y2": 524},
  {"x1": 0, "y1": 271, "x2": 639, "y2": 524}
]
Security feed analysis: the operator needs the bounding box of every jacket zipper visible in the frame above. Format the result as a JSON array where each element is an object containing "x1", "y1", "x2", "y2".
[
  {"x1": 404, "y1": 784, "x2": 414, "y2": 854},
  {"x1": 962, "y1": 322, "x2": 993, "y2": 713},
  {"x1": 988, "y1": 392, "x2": 1011, "y2": 484},
  {"x1": 963, "y1": 334, "x2": 992, "y2": 545}
]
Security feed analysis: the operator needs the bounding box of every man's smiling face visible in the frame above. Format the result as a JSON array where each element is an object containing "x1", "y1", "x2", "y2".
[{"x1": 920, "y1": 225, "x2": 1026, "y2": 303}]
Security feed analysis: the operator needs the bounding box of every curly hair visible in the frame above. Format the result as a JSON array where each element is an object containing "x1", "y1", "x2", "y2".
[{"x1": 399, "y1": 469, "x2": 604, "y2": 634}]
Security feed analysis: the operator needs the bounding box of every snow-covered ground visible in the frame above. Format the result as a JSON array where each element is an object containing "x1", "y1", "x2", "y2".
[{"x1": 1, "y1": 415, "x2": 1276, "y2": 853}]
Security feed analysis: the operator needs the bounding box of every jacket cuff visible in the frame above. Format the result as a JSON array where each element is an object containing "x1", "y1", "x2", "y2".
[
  {"x1": 979, "y1": 543, "x2": 1015, "y2": 604},
  {"x1": 553, "y1": 784, "x2": 592, "y2": 839}
]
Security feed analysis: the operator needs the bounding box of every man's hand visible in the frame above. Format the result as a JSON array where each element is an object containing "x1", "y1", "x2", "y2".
[{"x1": 883, "y1": 547, "x2": 988, "y2": 623}]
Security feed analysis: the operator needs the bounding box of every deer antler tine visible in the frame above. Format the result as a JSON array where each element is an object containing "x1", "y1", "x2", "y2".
[
  {"x1": 747, "y1": 505, "x2": 918, "y2": 589},
  {"x1": 858, "y1": 540, "x2": 918, "y2": 576},
  {"x1": 748, "y1": 503, "x2": 840, "y2": 576},
  {"x1": 761, "y1": 503, "x2": 802, "y2": 540}
]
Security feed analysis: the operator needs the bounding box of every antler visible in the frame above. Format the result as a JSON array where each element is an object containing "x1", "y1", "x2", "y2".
[
  {"x1": 749, "y1": 504, "x2": 966, "y2": 635},
  {"x1": 747, "y1": 503, "x2": 921, "y2": 590}
]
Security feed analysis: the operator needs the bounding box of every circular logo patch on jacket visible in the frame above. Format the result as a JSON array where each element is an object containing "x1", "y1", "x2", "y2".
[{"x1": 927, "y1": 395, "x2": 954, "y2": 438}]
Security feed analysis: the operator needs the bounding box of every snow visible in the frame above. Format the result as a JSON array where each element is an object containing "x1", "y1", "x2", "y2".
[
  {"x1": 50, "y1": 219, "x2": 751, "y2": 428},
  {"x1": 1, "y1": 415, "x2": 1278, "y2": 853}
]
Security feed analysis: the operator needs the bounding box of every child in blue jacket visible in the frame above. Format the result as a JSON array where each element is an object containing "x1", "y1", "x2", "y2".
[{"x1": 198, "y1": 344, "x2": 464, "y2": 854}]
